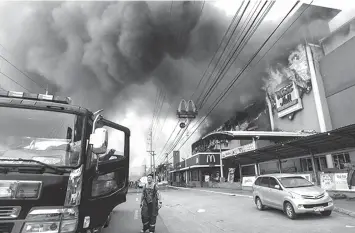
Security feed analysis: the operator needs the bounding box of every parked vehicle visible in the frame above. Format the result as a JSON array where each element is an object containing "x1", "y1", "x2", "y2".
[
  {"x1": 252, "y1": 173, "x2": 334, "y2": 219},
  {"x1": 0, "y1": 90, "x2": 131, "y2": 233},
  {"x1": 138, "y1": 176, "x2": 148, "y2": 188}
]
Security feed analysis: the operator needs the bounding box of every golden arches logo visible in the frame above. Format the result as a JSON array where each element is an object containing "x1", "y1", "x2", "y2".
[{"x1": 178, "y1": 99, "x2": 197, "y2": 113}]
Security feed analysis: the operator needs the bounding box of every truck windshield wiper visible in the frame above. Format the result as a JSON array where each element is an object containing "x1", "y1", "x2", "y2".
[{"x1": 0, "y1": 158, "x2": 67, "y2": 174}]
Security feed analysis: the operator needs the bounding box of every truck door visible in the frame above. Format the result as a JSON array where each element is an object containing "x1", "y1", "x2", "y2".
[{"x1": 80, "y1": 117, "x2": 130, "y2": 231}]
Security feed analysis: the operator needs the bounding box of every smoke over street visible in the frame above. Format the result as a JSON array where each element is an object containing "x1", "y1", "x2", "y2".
[{"x1": 0, "y1": 1, "x2": 340, "y2": 169}]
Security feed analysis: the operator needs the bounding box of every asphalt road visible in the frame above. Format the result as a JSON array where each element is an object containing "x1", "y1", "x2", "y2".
[{"x1": 102, "y1": 188, "x2": 355, "y2": 233}]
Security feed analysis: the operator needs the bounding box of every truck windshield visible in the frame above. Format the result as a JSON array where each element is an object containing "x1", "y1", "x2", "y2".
[{"x1": 0, "y1": 107, "x2": 83, "y2": 167}]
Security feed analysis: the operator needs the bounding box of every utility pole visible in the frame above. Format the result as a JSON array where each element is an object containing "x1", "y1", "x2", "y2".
[
  {"x1": 219, "y1": 140, "x2": 224, "y2": 182},
  {"x1": 147, "y1": 128, "x2": 156, "y2": 182},
  {"x1": 165, "y1": 153, "x2": 169, "y2": 181}
]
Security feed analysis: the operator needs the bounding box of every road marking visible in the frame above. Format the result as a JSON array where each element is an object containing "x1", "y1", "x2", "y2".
[
  {"x1": 345, "y1": 225, "x2": 355, "y2": 228},
  {"x1": 134, "y1": 210, "x2": 139, "y2": 220},
  {"x1": 197, "y1": 209, "x2": 205, "y2": 213},
  {"x1": 167, "y1": 185, "x2": 253, "y2": 198},
  {"x1": 136, "y1": 197, "x2": 139, "y2": 201}
]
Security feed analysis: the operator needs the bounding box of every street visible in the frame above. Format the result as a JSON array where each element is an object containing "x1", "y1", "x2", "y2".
[{"x1": 103, "y1": 188, "x2": 355, "y2": 233}]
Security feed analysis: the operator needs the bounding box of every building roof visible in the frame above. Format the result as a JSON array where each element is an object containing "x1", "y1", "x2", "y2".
[
  {"x1": 202, "y1": 130, "x2": 314, "y2": 141},
  {"x1": 234, "y1": 124, "x2": 355, "y2": 165}
]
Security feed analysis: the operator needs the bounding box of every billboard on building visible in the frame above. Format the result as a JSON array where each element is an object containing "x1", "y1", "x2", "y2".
[
  {"x1": 262, "y1": 44, "x2": 320, "y2": 132},
  {"x1": 274, "y1": 81, "x2": 303, "y2": 118},
  {"x1": 264, "y1": 44, "x2": 312, "y2": 120}
]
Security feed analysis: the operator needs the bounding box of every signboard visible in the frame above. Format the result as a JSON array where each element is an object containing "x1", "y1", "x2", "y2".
[
  {"x1": 242, "y1": 176, "x2": 256, "y2": 187},
  {"x1": 320, "y1": 173, "x2": 354, "y2": 191},
  {"x1": 274, "y1": 81, "x2": 303, "y2": 118},
  {"x1": 221, "y1": 143, "x2": 255, "y2": 159},
  {"x1": 205, "y1": 175, "x2": 210, "y2": 182},
  {"x1": 334, "y1": 173, "x2": 349, "y2": 190},
  {"x1": 199, "y1": 153, "x2": 220, "y2": 166}
]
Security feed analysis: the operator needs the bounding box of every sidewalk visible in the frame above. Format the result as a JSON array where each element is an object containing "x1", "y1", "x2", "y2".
[{"x1": 168, "y1": 185, "x2": 355, "y2": 218}]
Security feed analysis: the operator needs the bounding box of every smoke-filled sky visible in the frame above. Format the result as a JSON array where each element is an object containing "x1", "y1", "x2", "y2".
[{"x1": 0, "y1": 0, "x2": 349, "y2": 175}]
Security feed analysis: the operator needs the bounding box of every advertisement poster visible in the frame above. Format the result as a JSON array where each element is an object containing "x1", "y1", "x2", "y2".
[
  {"x1": 334, "y1": 173, "x2": 350, "y2": 190},
  {"x1": 242, "y1": 176, "x2": 256, "y2": 187},
  {"x1": 320, "y1": 173, "x2": 336, "y2": 191},
  {"x1": 228, "y1": 168, "x2": 235, "y2": 183},
  {"x1": 205, "y1": 175, "x2": 210, "y2": 182}
]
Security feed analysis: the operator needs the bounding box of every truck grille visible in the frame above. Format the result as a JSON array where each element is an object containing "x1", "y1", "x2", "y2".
[
  {"x1": 0, "y1": 206, "x2": 21, "y2": 219},
  {"x1": 0, "y1": 223, "x2": 14, "y2": 233}
]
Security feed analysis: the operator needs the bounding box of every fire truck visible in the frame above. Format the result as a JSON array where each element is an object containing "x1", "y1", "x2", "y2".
[{"x1": 0, "y1": 90, "x2": 130, "y2": 233}]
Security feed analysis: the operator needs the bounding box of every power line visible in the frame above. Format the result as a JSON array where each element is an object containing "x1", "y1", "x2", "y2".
[
  {"x1": 176, "y1": 0, "x2": 307, "y2": 152},
  {"x1": 0, "y1": 71, "x2": 31, "y2": 92},
  {"x1": 160, "y1": 2, "x2": 247, "y2": 162},
  {"x1": 150, "y1": 88, "x2": 162, "y2": 131},
  {"x1": 165, "y1": 0, "x2": 268, "y2": 158},
  {"x1": 198, "y1": 0, "x2": 270, "y2": 110},
  {"x1": 0, "y1": 53, "x2": 46, "y2": 91},
  {"x1": 152, "y1": 91, "x2": 166, "y2": 140},
  {"x1": 192, "y1": 1, "x2": 246, "y2": 102},
  {"x1": 158, "y1": 121, "x2": 180, "y2": 158},
  {"x1": 153, "y1": 100, "x2": 172, "y2": 146}
]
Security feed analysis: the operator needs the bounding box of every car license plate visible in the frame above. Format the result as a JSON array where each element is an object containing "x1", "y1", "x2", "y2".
[{"x1": 313, "y1": 207, "x2": 325, "y2": 212}]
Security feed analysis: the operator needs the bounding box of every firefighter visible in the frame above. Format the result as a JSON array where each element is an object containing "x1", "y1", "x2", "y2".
[{"x1": 140, "y1": 173, "x2": 162, "y2": 233}]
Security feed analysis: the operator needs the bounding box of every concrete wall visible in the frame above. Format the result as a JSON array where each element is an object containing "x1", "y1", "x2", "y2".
[{"x1": 320, "y1": 36, "x2": 355, "y2": 128}]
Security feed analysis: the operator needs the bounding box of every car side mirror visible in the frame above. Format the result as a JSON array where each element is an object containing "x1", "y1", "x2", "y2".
[
  {"x1": 89, "y1": 128, "x2": 108, "y2": 154},
  {"x1": 275, "y1": 184, "x2": 281, "y2": 190}
]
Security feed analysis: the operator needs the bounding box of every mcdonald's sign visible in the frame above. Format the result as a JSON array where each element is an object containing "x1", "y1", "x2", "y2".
[
  {"x1": 206, "y1": 154, "x2": 216, "y2": 163},
  {"x1": 177, "y1": 99, "x2": 198, "y2": 119}
]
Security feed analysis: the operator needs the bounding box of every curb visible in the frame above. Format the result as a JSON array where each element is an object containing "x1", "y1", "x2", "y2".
[
  {"x1": 168, "y1": 186, "x2": 355, "y2": 218},
  {"x1": 167, "y1": 185, "x2": 253, "y2": 198},
  {"x1": 334, "y1": 207, "x2": 355, "y2": 218}
]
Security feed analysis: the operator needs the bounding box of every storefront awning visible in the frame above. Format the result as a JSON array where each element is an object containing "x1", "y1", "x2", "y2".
[
  {"x1": 234, "y1": 124, "x2": 355, "y2": 164},
  {"x1": 202, "y1": 130, "x2": 313, "y2": 141},
  {"x1": 169, "y1": 165, "x2": 221, "y2": 173}
]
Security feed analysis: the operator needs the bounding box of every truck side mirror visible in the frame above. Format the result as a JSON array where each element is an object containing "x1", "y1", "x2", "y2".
[{"x1": 89, "y1": 128, "x2": 108, "y2": 154}]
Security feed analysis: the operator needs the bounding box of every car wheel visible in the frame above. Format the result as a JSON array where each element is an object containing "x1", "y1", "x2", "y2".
[
  {"x1": 321, "y1": 210, "x2": 332, "y2": 216},
  {"x1": 284, "y1": 202, "x2": 297, "y2": 219},
  {"x1": 255, "y1": 197, "x2": 265, "y2": 210}
]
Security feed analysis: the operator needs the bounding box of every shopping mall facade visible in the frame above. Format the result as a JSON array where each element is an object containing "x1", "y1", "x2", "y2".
[{"x1": 169, "y1": 4, "x2": 355, "y2": 192}]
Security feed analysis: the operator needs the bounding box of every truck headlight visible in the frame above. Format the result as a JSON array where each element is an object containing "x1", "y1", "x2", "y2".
[
  {"x1": 22, "y1": 207, "x2": 78, "y2": 233},
  {"x1": 65, "y1": 165, "x2": 83, "y2": 206}
]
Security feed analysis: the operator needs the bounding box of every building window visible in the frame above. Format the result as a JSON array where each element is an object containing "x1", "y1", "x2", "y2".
[
  {"x1": 300, "y1": 158, "x2": 313, "y2": 172},
  {"x1": 191, "y1": 170, "x2": 199, "y2": 181},
  {"x1": 333, "y1": 153, "x2": 350, "y2": 169}
]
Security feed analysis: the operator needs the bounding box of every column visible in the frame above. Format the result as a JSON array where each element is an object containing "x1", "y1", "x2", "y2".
[
  {"x1": 306, "y1": 44, "x2": 334, "y2": 168},
  {"x1": 310, "y1": 153, "x2": 319, "y2": 185}
]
